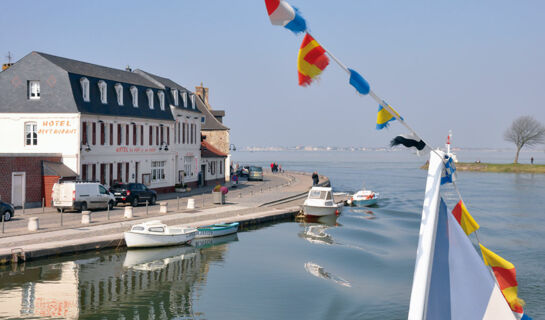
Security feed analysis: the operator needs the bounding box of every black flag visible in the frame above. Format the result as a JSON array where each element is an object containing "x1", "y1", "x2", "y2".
[{"x1": 390, "y1": 134, "x2": 426, "y2": 151}]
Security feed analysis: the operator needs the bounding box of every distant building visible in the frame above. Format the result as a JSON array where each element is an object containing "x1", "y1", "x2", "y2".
[
  {"x1": 194, "y1": 83, "x2": 231, "y2": 182},
  {"x1": 0, "y1": 51, "x2": 228, "y2": 207}
]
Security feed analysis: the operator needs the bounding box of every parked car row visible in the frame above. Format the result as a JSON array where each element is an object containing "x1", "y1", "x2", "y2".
[{"x1": 51, "y1": 181, "x2": 157, "y2": 212}]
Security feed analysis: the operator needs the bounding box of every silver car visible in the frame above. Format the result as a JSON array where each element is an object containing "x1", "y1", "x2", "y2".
[{"x1": 248, "y1": 166, "x2": 264, "y2": 181}]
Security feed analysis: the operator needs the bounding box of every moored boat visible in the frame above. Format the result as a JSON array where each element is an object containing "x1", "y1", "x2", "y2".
[
  {"x1": 349, "y1": 189, "x2": 379, "y2": 207},
  {"x1": 303, "y1": 187, "x2": 342, "y2": 217},
  {"x1": 124, "y1": 220, "x2": 197, "y2": 248},
  {"x1": 195, "y1": 222, "x2": 239, "y2": 239}
]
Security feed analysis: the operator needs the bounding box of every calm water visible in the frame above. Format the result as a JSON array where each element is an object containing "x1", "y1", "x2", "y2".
[{"x1": 1, "y1": 150, "x2": 544, "y2": 319}]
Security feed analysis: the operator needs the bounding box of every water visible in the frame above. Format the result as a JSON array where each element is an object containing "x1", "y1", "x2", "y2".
[{"x1": 1, "y1": 150, "x2": 543, "y2": 319}]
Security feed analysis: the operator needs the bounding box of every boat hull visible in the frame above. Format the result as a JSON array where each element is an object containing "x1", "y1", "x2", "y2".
[
  {"x1": 195, "y1": 222, "x2": 239, "y2": 239},
  {"x1": 351, "y1": 198, "x2": 378, "y2": 207},
  {"x1": 303, "y1": 204, "x2": 340, "y2": 217},
  {"x1": 124, "y1": 230, "x2": 197, "y2": 248}
]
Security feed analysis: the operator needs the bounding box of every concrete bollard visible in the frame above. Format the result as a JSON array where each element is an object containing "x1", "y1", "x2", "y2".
[
  {"x1": 187, "y1": 198, "x2": 195, "y2": 209},
  {"x1": 159, "y1": 202, "x2": 168, "y2": 214},
  {"x1": 81, "y1": 211, "x2": 91, "y2": 224},
  {"x1": 28, "y1": 217, "x2": 39, "y2": 231},
  {"x1": 124, "y1": 206, "x2": 133, "y2": 218}
]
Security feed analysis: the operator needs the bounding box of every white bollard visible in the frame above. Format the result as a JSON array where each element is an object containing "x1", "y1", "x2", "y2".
[
  {"x1": 187, "y1": 198, "x2": 195, "y2": 209},
  {"x1": 124, "y1": 206, "x2": 133, "y2": 218},
  {"x1": 28, "y1": 217, "x2": 39, "y2": 231},
  {"x1": 81, "y1": 211, "x2": 91, "y2": 224},
  {"x1": 159, "y1": 202, "x2": 168, "y2": 214}
]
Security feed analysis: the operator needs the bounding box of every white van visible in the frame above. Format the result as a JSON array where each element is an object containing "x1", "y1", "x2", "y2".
[{"x1": 52, "y1": 182, "x2": 116, "y2": 212}]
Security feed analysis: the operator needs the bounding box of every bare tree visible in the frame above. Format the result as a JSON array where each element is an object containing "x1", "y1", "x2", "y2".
[{"x1": 504, "y1": 116, "x2": 545, "y2": 164}]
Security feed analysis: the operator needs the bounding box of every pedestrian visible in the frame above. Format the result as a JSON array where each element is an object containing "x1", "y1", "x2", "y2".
[
  {"x1": 312, "y1": 171, "x2": 319, "y2": 186},
  {"x1": 531, "y1": 157, "x2": 534, "y2": 165},
  {"x1": 279, "y1": 164, "x2": 282, "y2": 173},
  {"x1": 270, "y1": 162, "x2": 274, "y2": 173}
]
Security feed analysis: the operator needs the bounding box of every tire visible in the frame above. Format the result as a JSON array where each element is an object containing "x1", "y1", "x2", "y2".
[
  {"x1": 80, "y1": 202, "x2": 87, "y2": 212},
  {"x1": 131, "y1": 197, "x2": 139, "y2": 207},
  {"x1": 3, "y1": 211, "x2": 12, "y2": 221},
  {"x1": 150, "y1": 195, "x2": 156, "y2": 205},
  {"x1": 56, "y1": 208, "x2": 62, "y2": 213},
  {"x1": 108, "y1": 201, "x2": 114, "y2": 210}
]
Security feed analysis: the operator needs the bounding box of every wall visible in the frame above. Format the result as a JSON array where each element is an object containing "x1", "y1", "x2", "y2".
[{"x1": 0, "y1": 155, "x2": 61, "y2": 206}]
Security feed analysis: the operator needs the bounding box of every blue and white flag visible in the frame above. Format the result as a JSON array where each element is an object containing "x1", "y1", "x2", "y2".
[{"x1": 441, "y1": 156, "x2": 456, "y2": 185}]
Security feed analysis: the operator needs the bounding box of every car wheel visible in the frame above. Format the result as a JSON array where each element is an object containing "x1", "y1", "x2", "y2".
[
  {"x1": 150, "y1": 195, "x2": 156, "y2": 205},
  {"x1": 108, "y1": 201, "x2": 114, "y2": 210},
  {"x1": 80, "y1": 202, "x2": 87, "y2": 212},
  {"x1": 56, "y1": 208, "x2": 62, "y2": 213},
  {"x1": 131, "y1": 197, "x2": 139, "y2": 207},
  {"x1": 3, "y1": 211, "x2": 12, "y2": 221}
]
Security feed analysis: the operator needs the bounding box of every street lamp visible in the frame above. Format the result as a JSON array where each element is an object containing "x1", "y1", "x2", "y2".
[{"x1": 229, "y1": 144, "x2": 236, "y2": 151}]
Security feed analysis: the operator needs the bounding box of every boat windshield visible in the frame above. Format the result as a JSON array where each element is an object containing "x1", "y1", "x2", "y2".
[
  {"x1": 148, "y1": 227, "x2": 165, "y2": 233},
  {"x1": 132, "y1": 226, "x2": 145, "y2": 231},
  {"x1": 309, "y1": 190, "x2": 330, "y2": 200}
]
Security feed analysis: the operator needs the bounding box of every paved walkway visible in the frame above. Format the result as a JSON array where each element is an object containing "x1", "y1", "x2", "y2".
[{"x1": 0, "y1": 171, "x2": 327, "y2": 263}]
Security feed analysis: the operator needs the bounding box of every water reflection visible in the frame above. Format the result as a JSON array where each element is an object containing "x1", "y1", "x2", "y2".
[
  {"x1": 304, "y1": 262, "x2": 351, "y2": 287},
  {"x1": 298, "y1": 225, "x2": 335, "y2": 245},
  {"x1": 0, "y1": 234, "x2": 239, "y2": 319}
]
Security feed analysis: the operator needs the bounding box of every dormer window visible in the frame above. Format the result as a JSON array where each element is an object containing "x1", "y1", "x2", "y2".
[
  {"x1": 171, "y1": 89, "x2": 179, "y2": 106},
  {"x1": 158, "y1": 91, "x2": 165, "y2": 110},
  {"x1": 146, "y1": 89, "x2": 154, "y2": 109},
  {"x1": 115, "y1": 83, "x2": 123, "y2": 106},
  {"x1": 190, "y1": 94, "x2": 196, "y2": 109},
  {"x1": 130, "y1": 86, "x2": 138, "y2": 107},
  {"x1": 80, "y1": 77, "x2": 90, "y2": 102},
  {"x1": 98, "y1": 80, "x2": 107, "y2": 104},
  {"x1": 181, "y1": 91, "x2": 188, "y2": 108},
  {"x1": 28, "y1": 81, "x2": 40, "y2": 100}
]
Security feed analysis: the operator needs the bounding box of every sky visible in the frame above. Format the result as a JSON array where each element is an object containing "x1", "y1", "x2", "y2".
[{"x1": 1, "y1": 0, "x2": 544, "y2": 149}]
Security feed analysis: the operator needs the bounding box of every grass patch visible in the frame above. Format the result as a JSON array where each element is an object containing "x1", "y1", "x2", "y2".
[{"x1": 422, "y1": 162, "x2": 545, "y2": 173}]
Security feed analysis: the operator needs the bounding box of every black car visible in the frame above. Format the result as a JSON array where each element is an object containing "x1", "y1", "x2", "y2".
[
  {"x1": 237, "y1": 165, "x2": 250, "y2": 177},
  {"x1": 0, "y1": 200, "x2": 15, "y2": 221},
  {"x1": 110, "y1": 183, "x2": 157, "y2": 207}
]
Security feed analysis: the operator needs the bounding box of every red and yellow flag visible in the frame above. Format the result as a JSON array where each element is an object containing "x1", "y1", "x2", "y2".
[
  {"x1": 451, "y1": 200, "x2": 479, "y2": 235},
  {"x1": 480, "y1": 245, "x2": 525, "y2": 314},
  {"x1": 298, "y1": 33, "x2": 329, "y2": 86}
]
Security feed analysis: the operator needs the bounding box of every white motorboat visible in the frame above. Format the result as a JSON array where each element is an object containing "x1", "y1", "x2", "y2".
[
  {"x1": 349, "y1": 189, "x2": 379, "y2": 207},
  {"x1": 124, "y1": 220, "x2": 197, "y2": 248},
  {"x1": 303, "y1": 187, "x2": 342, "y2": 217}
]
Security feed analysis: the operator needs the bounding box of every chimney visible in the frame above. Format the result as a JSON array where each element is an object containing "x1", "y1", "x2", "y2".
[{"x1": 195, "y1": 82, "x2": 209, "y2": 106}]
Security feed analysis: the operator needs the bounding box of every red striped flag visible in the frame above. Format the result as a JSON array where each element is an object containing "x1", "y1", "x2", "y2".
[{"x1": 297, "y1": 33, "x2": 329, "y2": 86}]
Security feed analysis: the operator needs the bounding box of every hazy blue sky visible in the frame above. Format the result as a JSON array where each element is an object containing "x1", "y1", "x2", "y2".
[{"x1": 1, "y1": 0, "x2": 544, "y2": 149}]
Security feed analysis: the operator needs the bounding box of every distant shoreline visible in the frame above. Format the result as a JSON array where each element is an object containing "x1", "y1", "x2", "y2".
[{"x1": 421, "y1": 162, "x2": 545, "y2": 173}]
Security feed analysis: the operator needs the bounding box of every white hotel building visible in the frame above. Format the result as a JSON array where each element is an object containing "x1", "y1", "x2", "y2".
[{"x1": 0, "y1": 52, "x2": 226, "y2": 206}]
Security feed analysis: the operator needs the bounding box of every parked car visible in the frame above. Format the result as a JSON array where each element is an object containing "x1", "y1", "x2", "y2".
[
  {"x1": 0, "y1": 200, "x2": 15, "y2": 221},
  {"x1": 238, "y1": 165, "x2": 250, "y2": 177},
  {"x1": 110, "y1": 183, "x2": 157, "y2": 207},
  {"x1": 248, "y1": 166, "x2": 264, "y2": 181},
  {"x1": 52, "y1": 182, "x2": 115, "y2": 212}
]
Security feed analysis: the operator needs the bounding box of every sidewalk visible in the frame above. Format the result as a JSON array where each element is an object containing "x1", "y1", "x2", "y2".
[{"x1": 0, "y1": 171, "x2": 327, "y2": 264}]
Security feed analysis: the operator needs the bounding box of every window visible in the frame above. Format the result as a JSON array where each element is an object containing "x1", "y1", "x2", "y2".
[
  {"x1": 181, "y1": 91, "x2": 188, "y2": 107},
  {"x1": 125, "y1": 124, "x2": 129, "y2": 145},
  {"x1": 115, "y1": 83, "x2": 123, "y2": 106},
  {"x1": 28, "y1": 81, "x2": 40, "y2": 100},
  {"x1": 24, "y1": 122, "x2": 37, "y2": 146},
  {"x1": 220, "y1": 160, "x2": 223, "y2": 174},
  {"x1": 190, "y1": 94, "x2": 196, "y2": 109},
  {"x1": 158, "y1": 91, "x2": 165, "y2": 110},
  {"x1": 140, "y1": 125, "x2": 144, "y2": 145},
  {"x1": 149, "y1": 125, "x2": 153, "y2": 145},
  {"x1": 211, "y1": 161, "x2": 216, "y2": 175},
  {"x1": 201, "y1": 117, "x2": 205, "y2": 123},
  {"x1": 147, "y1": 89, "x2": 154, "y2": 109},
  {"x1": 80, "y1": 78, "x2": 90, "y2": 102},
  {"x1": 117, "y1": 124, "x2": 122, "y2": 145},
  {"x1": 182, "y1": 123, "x2": 186, "y2": 144},
  {"x1": 100, "y1": 122, "x2": 105, "y2": 145},
  {"x1": 92, "y1": 122, "x2": 96, "y2": 145},
  {"x1": 82, "y1": 121, "x2": 88, "y2": 145},
  {"x1": 151, "y1": 161, "x2": 166, "y2": 182},
  {"x1": 109, "y1": 123, "x2": 113, "y2": 145},
  {"x1": 184, "y1": 156, "x2": 194, "y2": 177},
  {"x1": 130, "y1": 86, "x2": 138, "y2": 107},
  {"x1": 171, "y1": 89, "x2": 179, "y2": 106},
  {"x1": 98, "y1": 80, "x2": 107, "y2": 104}
]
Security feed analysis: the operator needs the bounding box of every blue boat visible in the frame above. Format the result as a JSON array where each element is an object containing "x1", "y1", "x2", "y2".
[{"x1": 195, "y1": 222, "x2": 239, "y2": 239}]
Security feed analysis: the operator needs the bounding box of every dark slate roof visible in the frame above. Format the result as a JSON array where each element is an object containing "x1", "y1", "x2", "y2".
[
  {"x1": 36, "y1": 52, "x2": 160, "y2": 88},
  {"x1": 201, "y1": 140, "x2": 227, "y2": 158},
  {"x1": 134, "y1": 70, "x2": 201, "y2": 114},
  {"x1": 195, "y1": 95, "x2": 229, "y2": 131},
  {"x1": 42, "y1": 160, "x2": 77, "y2": 177}
]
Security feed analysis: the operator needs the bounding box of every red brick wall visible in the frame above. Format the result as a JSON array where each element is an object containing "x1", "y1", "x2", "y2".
[
  {"x1": 0, "y1": 156, "x2": 61, "y2": 205},
  {"x1": 43, "y1": 175, "x2": 60, "y2": 207}
]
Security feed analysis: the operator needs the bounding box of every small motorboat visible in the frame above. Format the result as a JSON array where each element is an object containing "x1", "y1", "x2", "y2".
[
  {"x1": 195, "y1": 222, "x2": 239, "y2": 239},
  {"x1": 303, "y1": 187, "x2": 342, "y2": 217},
  {"x1": 124, "y1": 220, "x2": 197, "y2": 248},
  {"x1": 349, "y1": 189, "x2": 379, "y2": 207}
]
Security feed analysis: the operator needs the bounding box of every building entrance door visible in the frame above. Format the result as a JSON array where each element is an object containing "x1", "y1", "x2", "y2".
[{"x1": 11, "y1": 172, "x2": 25, "y2": 207}]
